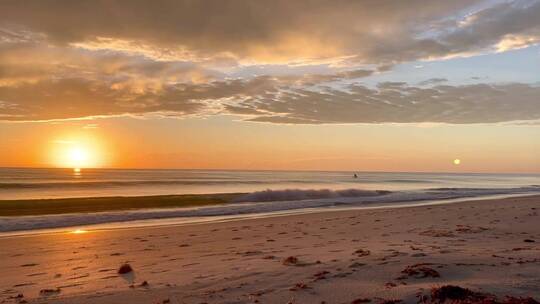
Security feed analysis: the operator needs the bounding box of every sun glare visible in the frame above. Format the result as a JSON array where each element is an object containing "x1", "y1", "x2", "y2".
[
  {"x1": 50, "y1": 135, "x2": 106, "y2": 169},
  {"x1": 69, "y1": 147, "x2": 88, "y2": 164},
  {"x1": 71, "y1": 229, "x2": 88, "y2": 234},
  {"x1": 64, "y1": 145, "x2": 92, "y2": 169}
]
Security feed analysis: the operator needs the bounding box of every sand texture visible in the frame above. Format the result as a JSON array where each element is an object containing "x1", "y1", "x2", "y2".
[{"x1": 0, "y1": 195, "x2": 539, "y2": 303}]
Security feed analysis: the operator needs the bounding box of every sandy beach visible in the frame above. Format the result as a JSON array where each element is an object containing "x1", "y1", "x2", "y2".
[
  {"x1": 2, "y1": 1, "x2": 540, "y2": 303},
  {"x1": 0, "y1": 195, "x2": 539, "y2": 304}
]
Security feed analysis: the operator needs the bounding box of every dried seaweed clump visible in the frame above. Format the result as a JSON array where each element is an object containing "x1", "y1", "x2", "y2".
[
  {"x1": 282, "y1": 256, "x2": 299, "y2": 266},
  {"x1": 401, "y1": 263, "x2": 440, "y2": 279},
  {"x1": 427, "y1": 285, "x2": 539, "y2": 304},
  {"x1": 118, "y1": 263, "x2": 133, "y2": 274}
]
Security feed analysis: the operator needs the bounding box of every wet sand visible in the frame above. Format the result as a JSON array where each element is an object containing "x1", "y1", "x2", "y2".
[{"x1": 0, "y1": 195, "x2": 539, "y2": 304}]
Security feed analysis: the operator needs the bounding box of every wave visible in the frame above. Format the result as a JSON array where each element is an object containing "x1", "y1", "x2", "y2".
[
  {"x1": 1, "y1": 186, "x2": 539, "y2": 233},
  {"x1": 0, "y1": 180, "x2": 282, "y2": 189},
  {"x1": 383, "y1": 179, "x2": 435, "y2": 183},
  {"x1": 234, "y1": 188, "x2": 391, "y2": 202}
]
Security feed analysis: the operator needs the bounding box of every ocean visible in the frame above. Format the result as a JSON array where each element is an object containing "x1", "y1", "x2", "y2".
[
  {"x1": 1, "y1": 168, "x2": 539, "y2": 234},
  {"x1": 2, "y1": 167, "x2": 539, "y2": 200}
]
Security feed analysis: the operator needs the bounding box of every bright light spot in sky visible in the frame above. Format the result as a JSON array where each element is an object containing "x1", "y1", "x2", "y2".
[
  {"x1": 49, "y1": 135, "x2": 106, "y2": 169},
  {"x1": 69, "y1": 147, "x2": 88, "y2": 164},
  {"x1": 454, "y1": 159, "x2": 461, "y2": 165}
]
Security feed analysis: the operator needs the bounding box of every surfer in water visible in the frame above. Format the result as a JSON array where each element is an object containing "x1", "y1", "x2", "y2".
[{"x1": 353, "y1": 173, "x2": 358, "y2": 178}]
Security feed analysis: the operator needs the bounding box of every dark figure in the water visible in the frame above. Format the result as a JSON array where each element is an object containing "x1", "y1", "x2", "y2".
[{"x1": 353, "y1": 173, "x2": 358, "y2": 178}]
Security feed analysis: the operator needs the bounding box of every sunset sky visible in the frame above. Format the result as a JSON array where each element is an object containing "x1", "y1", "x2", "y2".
[{"x1": 0, "y1": 0, "x2": 539, "y2": 172}]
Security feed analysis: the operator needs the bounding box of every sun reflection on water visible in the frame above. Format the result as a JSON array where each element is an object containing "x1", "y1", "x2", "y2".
[
  {"x1": 73, "y1": 167, "x2": 82, "y2": 177},
  {"x1": 71, "y1": 229, "x2": 88, "y2": 234}
]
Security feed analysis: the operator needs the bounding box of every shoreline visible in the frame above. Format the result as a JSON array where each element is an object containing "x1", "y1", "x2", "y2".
[
  {"x1": 1, "y1": 192, "x2": 538, "y2": 238},
  {"x1": 0, "y1": 194, "x2": 538, "y2": 303}
]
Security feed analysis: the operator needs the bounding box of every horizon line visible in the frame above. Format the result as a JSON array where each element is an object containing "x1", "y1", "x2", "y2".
[{"x1": 0, "y1": 165, "x2": 538, "y2": 176}]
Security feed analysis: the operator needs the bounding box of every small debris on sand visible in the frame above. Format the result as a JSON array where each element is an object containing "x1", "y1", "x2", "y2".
[
  {"x1": 313, "y1": 270, "x2": 330, "y2": 281},
  {"x1": 400, "y1": 263, "x2": 440, "y2": 278},
  {"x1": 39, "y1": 288, "x2": 61, "y2": 295},
  {"x1": 7, "y1": 293, "x2": 24, "y2": 299},
  {"x1": 503, "y1": 297, "x2": 540, "y2": 304},
  {"x1": 455, "y1": 225, "x2": 488, "y2": 234},
  {"x1": 289, "y1": 282, "x2": 309, "y2": 291},
  {"x1": 420, "y1": 230, "x2": 456, "y2": 238},
  {"x1": 353, "y1": 249, "x2": 371, "y2": 257},
  {"x1": 118, "y1": 263, "x2": 133, "y2": 274},
  {"x1": 282, "y1": 256, "x2": 299, "y2": 265},
  {"x1": 349, "y1": 262, "x2": 366, "y2": 268},
  {"x1": 351, "y1": 298, "x2": 371, "y2": 304}
]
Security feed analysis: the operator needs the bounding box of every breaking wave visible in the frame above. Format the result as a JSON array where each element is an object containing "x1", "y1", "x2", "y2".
[{"x1": 234, "y1": 188, "x2": 391, "y2": 202}]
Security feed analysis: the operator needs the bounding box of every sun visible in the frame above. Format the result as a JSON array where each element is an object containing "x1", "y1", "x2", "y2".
[
  {"x1": 453, "y1": 158, "x2": 461, "y2": 165},
  {"x1": 69, "y1": 147, "x2": 88, "y2": 164},
  {"x1": 50, "y1": 136, "x2": 105, "y2": 169},
  {"x1": 67, "y1": 147, "x2": 89, "y2": 171}
]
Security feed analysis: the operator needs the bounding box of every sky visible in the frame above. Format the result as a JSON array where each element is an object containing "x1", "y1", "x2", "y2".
[{"x1": 0, "y1": 0, "x2": 539, "y2": 172}]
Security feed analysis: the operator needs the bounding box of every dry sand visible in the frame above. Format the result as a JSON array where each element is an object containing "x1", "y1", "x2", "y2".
[{"x1": 0, "y1": 195, "x2": 539, "y2": 304}]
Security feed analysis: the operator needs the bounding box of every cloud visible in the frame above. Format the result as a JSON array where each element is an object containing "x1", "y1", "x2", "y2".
[
  {"x1": 0, "y1": 0, "x2": 539, "y2": 123},
  {"x1": 2, "y1": 73, "x2": 539, "y2": 124},
  {"x1": 446, "y1": 1, "x2": 540, "y2": 53},
  {"x1": 0, "y1": 1, "x2": 462, "y2": 64},
  {"x1": 229, "y1": 82, "x2": 540, "y2": 124},
  {"x1": 0, "y1": 42, "x2": 220, "y2": 89},
  {"x1": 0, "y1": 78, "x2": 204, "y2": 121},
  {"x1": 1, "y1": 0, "x2": 539, "y2": 65},
  {"x1": 0, "y1": 68, "x2": 377, "y2": 121},
  {"x1": 418, "y1": 78, "x2": 448, "y2": 86}
]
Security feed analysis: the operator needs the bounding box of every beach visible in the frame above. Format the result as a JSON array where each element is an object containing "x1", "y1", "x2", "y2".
[
  {"x1": 0, "y1": 195, "x2": 538, "y2": 304},
  {"x1": 2, "y1": 1, "x2": 540, "y2": 303}
]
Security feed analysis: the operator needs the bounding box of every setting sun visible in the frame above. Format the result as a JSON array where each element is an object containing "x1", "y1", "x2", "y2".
[
  {"x1": 68, "y1": 147, "x2": 88, "y2": 166},
  {"x1": 61, "y1": 145, "x2": 94, "y2": 169},
  {"x1": 48, "y1": 135, "x2": 107, "y2": 169}
]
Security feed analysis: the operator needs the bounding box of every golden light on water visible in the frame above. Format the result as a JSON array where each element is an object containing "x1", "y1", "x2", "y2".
[{"x1": 71, "y1": 229, "x2": 88, "y2": 234}]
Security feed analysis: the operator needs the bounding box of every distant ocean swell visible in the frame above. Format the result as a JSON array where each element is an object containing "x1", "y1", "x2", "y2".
[
  {"x1": 0, "y1": 180, "x2": 279, "y2": 189},
  {"x1": 2, "y1": 168, "x2": 539, "y2": 200},
  {"x1": 1, "y1": 186, "x2": 539, "y2": 233},
  {"x1": 0, "y1": 179, "x2": 438, "y2": 190}
]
